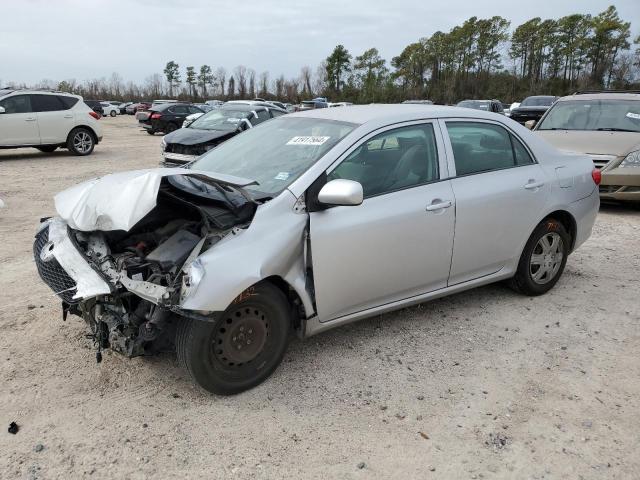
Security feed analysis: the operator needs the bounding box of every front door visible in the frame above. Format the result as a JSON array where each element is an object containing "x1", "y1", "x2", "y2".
[
  {"x1": 0, "y1": 94, "x2": 40, "y2": 146},
  {"x1": 309, "y1": 122, "x2": 456, "y2": 322}
]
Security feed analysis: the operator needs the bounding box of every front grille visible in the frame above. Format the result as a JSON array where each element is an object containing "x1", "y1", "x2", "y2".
[
  {"x1": 166, "y1": 143, "x2": 207, "y2": 156},
  {"x1": 33, "y1": 225, "x2": 78, "y2": 303}
]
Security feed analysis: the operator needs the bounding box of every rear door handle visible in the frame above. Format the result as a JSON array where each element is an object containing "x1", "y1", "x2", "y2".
[
  {"x1": 524, "y1": 180, "x2": 544, "y2": 190},
  {"x1": 63, "y1": 114, "x2": 73, "y2": 119},
  {"x1": 25, "y1": 117, "x2": 36, "y2": 122},
  {"x1": 426, "y1": 200, "x2": 452, "y2": 211}
]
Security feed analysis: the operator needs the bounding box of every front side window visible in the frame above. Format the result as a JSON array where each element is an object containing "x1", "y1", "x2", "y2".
[
  {"x1": 537, "y1": 99, "x2": 640, "y2": 133},
  {"x1": 0, "y1": 94, "x2": 32, "y2": 114},
  {"x1": 191, "y1": 117, "x2": 356, "y2": 197},
  {"x1": 446, "y1": 121, "x2": 533, "y2": 176},
  {"x1": 253, "y1": 109, "x2": 271, "y2": 124},
  {"x1": 33, "y1": 95, "x2": 65, "y2": 112},
  {"x1": 171, "y1": 105, "x2": 188, "y2": 114},
  {"x1": 328, "y1": 123, "x2": 439, "y2": 197}
]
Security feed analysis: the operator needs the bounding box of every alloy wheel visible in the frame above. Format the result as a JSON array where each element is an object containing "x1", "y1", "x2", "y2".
[
  {"x1": 73, "y1": 131, "x2": 93, "y2": 154},
  {"x1": 529, "y1": 232, "x2": 564, "y2": 285}
]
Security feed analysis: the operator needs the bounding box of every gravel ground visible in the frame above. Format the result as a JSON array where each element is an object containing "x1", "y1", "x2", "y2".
[{"x1": 1, "y1": 116, "x2": 639, "y2": 479}]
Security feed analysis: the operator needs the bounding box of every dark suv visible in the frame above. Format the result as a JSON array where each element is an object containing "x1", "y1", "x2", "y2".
[
  {"x1": 139, "y1": 103, "x2": 204, "y2": 135},
  {"x1": 84, "y1": 100, "x2": 104, "y2": 116}
]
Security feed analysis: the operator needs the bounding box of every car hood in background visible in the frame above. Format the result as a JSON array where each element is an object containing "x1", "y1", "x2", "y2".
[
  {"x1": 54, "y1": 168, "x2": 256, "y2": 232},
  {"x1": 536, "y1": 130, "x2": 640, "y2": 157},
  {"x1": 164, "y1": 127, "x2": 234, "y2": 146}
]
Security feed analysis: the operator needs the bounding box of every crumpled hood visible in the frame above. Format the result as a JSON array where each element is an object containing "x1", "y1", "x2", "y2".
[
  {"x1": 164, "y1": 127, "x2": 234, "y2": 146},
  {"x1": 54, "y1": 168, "x2": 255, "y2": 232},
  {"x1": 536, "y1": 130, "x2": 640, "y2": 157}
]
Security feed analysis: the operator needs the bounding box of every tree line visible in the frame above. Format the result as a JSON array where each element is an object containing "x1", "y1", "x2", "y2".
[{"x1": 4, "y1": 5, "x2": 638, "y2": 104}]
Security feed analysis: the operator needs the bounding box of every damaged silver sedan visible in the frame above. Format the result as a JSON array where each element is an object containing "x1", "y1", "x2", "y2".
[{"x1": 34, "y1": 105, "x2": 600, "y2": 394}]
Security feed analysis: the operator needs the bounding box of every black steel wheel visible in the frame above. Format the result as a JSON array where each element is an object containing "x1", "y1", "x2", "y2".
[{"x1": 176, "y1": 283, "x2": 290, "y2": 395}]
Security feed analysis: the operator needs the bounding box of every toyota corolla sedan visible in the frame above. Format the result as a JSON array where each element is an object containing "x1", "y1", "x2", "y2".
[{"x1": 34, "y1": 105, "x2": 599, "y2": 394}]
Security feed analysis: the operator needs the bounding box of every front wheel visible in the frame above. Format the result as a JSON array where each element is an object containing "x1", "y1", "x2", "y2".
[
  {"x1": 67, "y1": 128, "x2": 95, "y2": 156},
  {"x1": 509, "y1": 218, "x2": 571, "y2": 296},
  {"x1": 176, "y1": 283, "x2": 290, "y2": 395}
]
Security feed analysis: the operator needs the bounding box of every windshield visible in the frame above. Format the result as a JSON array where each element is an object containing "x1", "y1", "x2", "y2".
[
  {"x1": 521, "y1": 96, "x2": 555, "y2": 107},
  {"x1": 537, "y1": 99, "x2": 640, "y2": 132},
  {"x1": 457, "y1": 100, "x2": 490, "y2": 110},
  {"x1": 191, "y1": 117, "x2": 357, "y2": 196},
  {"x1": 189, "y1": 109, "x2": 251, "y2": 131}
]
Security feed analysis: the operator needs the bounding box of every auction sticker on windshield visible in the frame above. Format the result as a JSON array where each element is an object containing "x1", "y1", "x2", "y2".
[
  {"x1": 286, "y1": 136, "x2": 330, "y2": 146},
  {"x1": 626, "y1": 112, "x2": 640, "y2": 120}
]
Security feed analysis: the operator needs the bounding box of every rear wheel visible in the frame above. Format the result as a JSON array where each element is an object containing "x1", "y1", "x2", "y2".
[
  {"x1": 176, "y1": 283, "x2": 290, "y2": 395},
  {"x1": 509, "y1": 218, "x2": 571, "y2": 296},
  {"x1": 165, "y1": 122, "x2": 178, "y2": 133},
  {"x1": 109, "y1": 110, "x2": 116, "y2": 117},
  {"x1": 146, "y1": 129, "x2": 155, "y2": 135},
  {"x1": 66, "y1": 128, "x2": 95, "y2": 156},
  {"x1": 36, "y1": 146, "x2": 57, "y2": 153}
]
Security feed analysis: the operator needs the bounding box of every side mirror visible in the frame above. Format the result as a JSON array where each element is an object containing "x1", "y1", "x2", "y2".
[
  {"x1": 0, "y1": 106, "x2": 5, "y2": 114},
  {"x1": 525, "y1": 119, "x2": 536, "y2": 130},
  {"x1": 240, "y1": 118, "x2": 252, "y2": 130},
  {"x1": 317, "y1": 179, "x2": 363, "y2": 207}
]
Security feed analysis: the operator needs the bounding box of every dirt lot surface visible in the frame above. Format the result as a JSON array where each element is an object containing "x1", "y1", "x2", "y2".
[{"x1": 1, "y1": 116, "x2": 639, "y2": 479}]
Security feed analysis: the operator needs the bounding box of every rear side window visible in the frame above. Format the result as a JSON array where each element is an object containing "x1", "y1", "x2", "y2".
[
  {"x1": 170, "y1": 105, "x2": 188, "y2": 114},
  {"x1": 446, "y1": 122, "x2": 533, "y2": 176},
  {"x1": 32, "y1": 94, "x2": 66, "y2": 112},
  {"x1": 253, "y1": 109, "x2": 271, "y2": 124},
  {"x1": 329, "y1": 123, "x2": 439, "y2": 197},
  {"x1": 271, "y1": 110, "x2": 285, "y2": 118},
  {"x1": 59, "y1": 96, "x2": 79, "y2": 109},
  {"x1": 0, "y1": 94, "x2": 33, "y2": 114}
]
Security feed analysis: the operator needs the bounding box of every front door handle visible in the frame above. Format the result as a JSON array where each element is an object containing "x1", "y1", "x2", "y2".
[
  {"x1": 426, "y1": 200, "x2": 452, "y2": 211},
  {"x1": 524, "y1": 180, "x2": 544, "y2": 190},
  {"x1": 25, "y1": 117, "x2": 36, "y2": 122}
]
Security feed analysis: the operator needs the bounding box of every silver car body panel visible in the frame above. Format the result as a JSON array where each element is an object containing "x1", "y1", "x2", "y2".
[{"x1": 44, "y1": 105, "x2": 598, "y2": 337}]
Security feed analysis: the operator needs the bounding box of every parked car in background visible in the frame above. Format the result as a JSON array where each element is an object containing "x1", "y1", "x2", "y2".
[
  {"x1": 161, "y1": 102, "x2": 287, "y2": 166},
  {"x1": 33, "y1": 104, "x2": 599, "y2": 394},
  {"x1": 329, "y1": 102, "x2": 353, "y2": 107},
  {"x1": 456, "y1": 99, "x2": 504, "y2": 114},
  {"x1": 534, "y1": 90, "x2": 640, "y2": 203},
  {"x1": 402, "y1": 100, "x2": 434, "y2": 105},
  {"x1": 510, "y1": 96, "x2": 557, "y2": 125},
  {"x1": 0, "y1": 89, "x2": 102, "y2": 155},
  {"x1": 118, "y1": 101, "x2": 133, "y2": 114},
  {"x1": 100, "y1": 101, "x2": 119, "y2": 117},
  {"x1": 205, "y1": 100, "x2": 224, "y2": 109},
  {"x1": 128, "y1": 101, "x2": 151, "y2": 115},
  {"x1": 193, "y1": 103, "x2": 213, "y2": 113},
  {"x1": 152, "y1": 99, "x2": 178, "y2": 107},
  {"x1": 84, "y1": 100, "x2": 104, "y2": 116},
  {"x1": 182, "y1": 112, "x2": 205, "y2": 128},
  {"x1": 139, "y1": 103, "x2": 204, "y2": 135},
  {"x1": 296, "y1": 99, "x2": 329, "y2": 111}
]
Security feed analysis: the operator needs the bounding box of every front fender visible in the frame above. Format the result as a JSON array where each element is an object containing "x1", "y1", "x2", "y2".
[{"x1": 180, "y1": 191, "x2": 314, "y2": 316}]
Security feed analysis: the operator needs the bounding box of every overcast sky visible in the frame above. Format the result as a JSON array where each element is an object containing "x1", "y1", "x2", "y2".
[{"x1": 2, "y1": 0, "x2": 639, "y2": 86}]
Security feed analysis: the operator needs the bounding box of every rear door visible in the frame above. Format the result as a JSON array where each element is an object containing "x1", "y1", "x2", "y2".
[
  {"x1": 0, "y1": 94, "x2": 40, "y2": 146},
  {"x1": 33, "y1": 94, "x2": 75, "y2": 144},
  {"x1": 309, "y1": 121, "x2": 456, "y2": 321},
  {"x1": 441, "y1": 119, "x2": 549, "y2": 285}
]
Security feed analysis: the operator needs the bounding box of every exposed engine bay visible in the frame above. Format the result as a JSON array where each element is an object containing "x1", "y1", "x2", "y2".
[{"x1": 35, "y1": 173, "x2": 262, "y2": 361}]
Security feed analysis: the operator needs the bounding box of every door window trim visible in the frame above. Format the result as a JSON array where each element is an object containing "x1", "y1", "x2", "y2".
[
  {"x1": 322, "y1": 120, "x2": 450, "y2": 200},
  {"x1": 438, "y1": 118, "x2": 538, "y2": 179}
]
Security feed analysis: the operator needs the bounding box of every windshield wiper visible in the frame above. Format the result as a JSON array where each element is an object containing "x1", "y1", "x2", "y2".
[{"x1": 596, "y1": 127, "x2": 638, "y2": 133}]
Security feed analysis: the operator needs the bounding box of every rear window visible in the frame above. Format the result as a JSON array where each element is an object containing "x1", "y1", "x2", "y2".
[{"x1": 59, "y1": 96, "x2": 79, "y2": 109}]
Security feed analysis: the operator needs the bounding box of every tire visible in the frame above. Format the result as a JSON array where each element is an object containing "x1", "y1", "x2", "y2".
[
  {"x1": 509, "y1": 218, "x2": 571, "y2": 296},
  {"x1": 37, "y1": 146, "x2": 57, "y2": 153},
  {"x1": 176, "y1": 283, "x2": 290, "y2": 395},
  {"x1": 66, "y1": 128, "x2": 95, "y2": 156},
  {"x1": 146, "y1": 129, "x2": 155, "y2": 135},
  {"x1": 110, "y1": 110, "x2": 116, "y2": 117},
  {"x1": 165, "y1": 123, "x2": 178, "y2": 133}
]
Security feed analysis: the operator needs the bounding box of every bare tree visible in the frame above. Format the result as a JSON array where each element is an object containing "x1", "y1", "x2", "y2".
[
  {"x1": 227, "y1": 75, "x2": 236, "y2": 99},
  {"x1": 259, "y1": 71, "x2": 270, "y2": 97},
  {"x1": 234, "y1": 65, "x2": 247, "y2": 98},
  {"x1": 274, "y1": 74, "x2": 285, "y2": 98},
  {"x1": 300, "y1": 66, "x2": 313, "y2": 96},
  {"x1": 248, "y1": 69, "x2": 256, "y2": 98},
  {"x1": 215, "y1": 67, "x2": 226, "y2": 96}
]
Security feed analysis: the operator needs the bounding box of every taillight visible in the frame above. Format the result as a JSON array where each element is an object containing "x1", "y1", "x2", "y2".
[
  {"x1": 151, "y1": 113, "x2": 162, "y2": 119},
  {"x1": 591, "y1": 168, "x2": 601, "y2": 185},
  {"x1": 89, "y1": 111, "x2": 100, "y2": 120}
]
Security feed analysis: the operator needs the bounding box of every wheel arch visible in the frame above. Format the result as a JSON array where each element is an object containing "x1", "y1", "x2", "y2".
[
  {"x1": 68, "y1": 125, "x2": 99, "y2": 144},
  {"x1": 251, "y1": 275, "x2": 309, "y2": 331},
  {"x1": 542, "y1": 209, "x2": 577, "y2": 252}
]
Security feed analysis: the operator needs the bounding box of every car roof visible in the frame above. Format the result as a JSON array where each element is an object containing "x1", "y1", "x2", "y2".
[
  {"x1": 558, "y1": 92, "x2": 640, "y2": 102},
  {"x1": 287, "y1": 103, "x2": 506, "y2": 125}
]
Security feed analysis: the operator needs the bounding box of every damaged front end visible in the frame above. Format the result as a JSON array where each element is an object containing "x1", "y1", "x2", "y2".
[{"x1": 34, "y1": 170, "x2": 259, "y2": 360}]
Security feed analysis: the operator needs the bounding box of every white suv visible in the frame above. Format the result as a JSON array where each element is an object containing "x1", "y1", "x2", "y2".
[{"x1": 0, "y1": 89, "x2": 103, "y2": 155}]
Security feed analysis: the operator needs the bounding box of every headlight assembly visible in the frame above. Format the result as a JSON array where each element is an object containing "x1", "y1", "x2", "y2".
[
  {"x1": 620, "y1": 150, "x2": 640, "y2": 167},
  {"x1": 182, "y1": 258, "x2": 205, "y2": 300}
]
